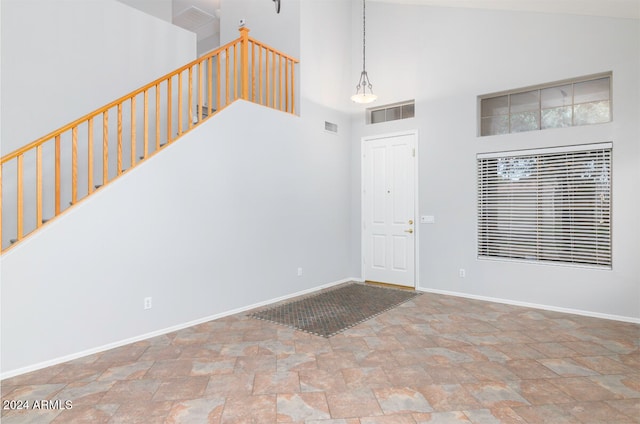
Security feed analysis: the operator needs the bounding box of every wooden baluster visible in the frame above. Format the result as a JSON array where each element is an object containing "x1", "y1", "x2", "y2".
[
  {"x1": 272, "y1": 50, "x2": 276, "y2": 108},
  {"x1": 224, "y1": 48, "x2": 231, "y2": 107},
  {"x1": 285, "y1": 59, "x2": 289, "y2": 113},
  {"x1": 208, "y1": 57, "x2": 213, "y2": 118},
  {"x1": 178, "y1": 72, "x2": 183, "y2": 135},
  {"x1": 156, "y1": 84, "x2": 161, "y2": 150},
  {"x1": 188, "y1": 67, "x2": 193, "y2": 130},
  {"x1": 117, "y1": 104, "x2": 122, "y2": 176},
  {"x1": 88, "y1": 118, "x2": 94, "y2": 192},
  {"x1": 144, "y1": 90, "x2": 149, "y2": 157},
  {"x1": 240, "y1": 27, "x2": 249, "y2": 101},
  {"x1": 167, "y1": 78, "x2": 173, "y2": 144},
  {"x1": 131, "y1": 97, "x2": 137, "y2": 167},
  {"x1": 17, "y1": 155, "x2": 23, "y2": 240},
  {"x1": 102, "y1": 112, "x2": 108, "y2": 186},
  {"x1": 291, "y1": 60, "x2": 296, "y2": 114},
  {"x1": 259, "y1": 47, "x2": 263, "y2": 105},
  {"x1": 234, "y1": 44, "x2": 238, "y2": 100},
  {"x1": 279, "y1": 54, "x2": 283, "y2": 111},
  {"x1": 72, "y1": 127, "x2": 78, "y2": 204},
  {"x1": 266, "y1": 49, "x2": 270, "y2": 107},
  {"x1": 217, "y1": 54, "x2": 221, "y2": 111},
  {"x1": 198, "y1": 62, "x2": 203, "y2": 123},
  {"x1": 251, "y1": 41, "x2": 256, "y2": 102},
  {"x1": 36, "y1": 145, "x2": 43, "y2": 228},
  {"x1": 55, "y1": 135, "x2": 61, "y2": 215}
]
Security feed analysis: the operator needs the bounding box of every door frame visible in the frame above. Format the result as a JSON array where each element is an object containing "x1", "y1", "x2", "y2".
[{"x1": 361, "y1": 129, "x2": 420, "y2": 289}]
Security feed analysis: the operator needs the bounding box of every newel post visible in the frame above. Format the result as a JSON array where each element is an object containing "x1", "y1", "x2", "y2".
[{"x1": 239, "y1": 27, "x2": 250, "y2": 101}]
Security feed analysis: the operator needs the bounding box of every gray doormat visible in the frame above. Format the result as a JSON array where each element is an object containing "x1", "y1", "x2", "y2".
[{"x1": 247, "y1": 282, "x2": 421, "y2": 337}]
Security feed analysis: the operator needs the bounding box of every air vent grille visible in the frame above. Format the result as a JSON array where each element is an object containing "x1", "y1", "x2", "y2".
[
  {"x1": 173, "y1": 6, "x2": 216, "y2": 41},
  {"x1": 325, "y1": 121, "x2": 338, "y2": 133}
]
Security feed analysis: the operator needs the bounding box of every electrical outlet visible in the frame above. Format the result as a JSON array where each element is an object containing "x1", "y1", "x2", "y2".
[
  {"x1": 297, "y1": 267, "x2": 303, "y2": 276},
  {"x1": 239, "y1": 18, "x2": 246, "y2": 27},
  {"x1": 144, "y1": 297, "x2": 152, "y2": 310},
  {"x1": 459, "y1": 269, "x2": 466, "y2": 278}
]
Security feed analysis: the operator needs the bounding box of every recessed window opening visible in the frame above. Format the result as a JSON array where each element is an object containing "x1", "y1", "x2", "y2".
[
  {"x1": 367, "y1": 100, "x2": 415, "y2": 124},
  {"x1": 477, "y1": 143, "x2": 612, "y2": 268},
  {"x1": 479, "y1": 73, "x2": 612, "y2": 136}
]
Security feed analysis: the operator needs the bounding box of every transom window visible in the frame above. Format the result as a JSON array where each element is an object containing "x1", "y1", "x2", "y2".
[
  {"x1": 477, "y1": 143, "x2": 612, "y2": 268},
  {"x1": 479, "y1": 74, "x2": 612, "y2": 136},
  {"x1": 367, "y1": 100, "x2": 415, "y2": 124}
]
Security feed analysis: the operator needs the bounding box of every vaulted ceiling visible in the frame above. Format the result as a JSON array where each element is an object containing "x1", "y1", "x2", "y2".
[
  {"x1": 373, "y1": 0, "x2": 639, "y2": 19},
  {"x1": 171, "y1": 0, "x2": 639, "y2": 22},
  {"x1": 169, "y1": 0, "x2": 639, "y2": 54}
]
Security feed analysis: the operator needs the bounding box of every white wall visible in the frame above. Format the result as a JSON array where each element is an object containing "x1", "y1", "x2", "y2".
[
  {"x1": 300, "y1": 0, "x2": 353, "y2": 114},
  {"x1": 1, "y1": 100, "x2": 354, "y2": 377},
  {"x1": 0, "y1": 0, "x2": 195, "y2": 154},
  {"x1": 350, "y1": 4, "x2": 640, "y2": 320}
]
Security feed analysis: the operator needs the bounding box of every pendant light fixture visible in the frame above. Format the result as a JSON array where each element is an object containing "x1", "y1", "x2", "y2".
[{"x1": 351, "y1": 0, "x2": 377, "y2": 104}]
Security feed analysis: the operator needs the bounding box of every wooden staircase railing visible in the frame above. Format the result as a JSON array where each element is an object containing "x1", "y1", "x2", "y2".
[{"x1": 0, "y1": 28, "x2": 298, "y2": 253}]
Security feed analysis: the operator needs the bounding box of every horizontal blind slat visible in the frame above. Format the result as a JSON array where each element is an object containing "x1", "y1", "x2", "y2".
[{"x1": 477, "y1": 145, "x2": 612, "y2": 268}]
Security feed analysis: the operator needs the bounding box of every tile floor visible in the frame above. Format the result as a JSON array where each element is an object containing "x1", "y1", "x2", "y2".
[{"x1": 1, "y1": 285, "x2": 639, "y2": 423}]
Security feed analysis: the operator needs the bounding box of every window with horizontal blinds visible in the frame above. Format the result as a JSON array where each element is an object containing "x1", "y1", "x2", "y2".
[{"x1": 477, "y1": 143, "x2": 612, "y2": 268}]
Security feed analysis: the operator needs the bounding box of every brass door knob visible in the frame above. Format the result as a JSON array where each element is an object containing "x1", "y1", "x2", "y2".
[
  {"x1": 408, "y1": 219, "x2": 414, "y2": 225},
  {"x1": 404, "y1": 228, "x2": 414, "y2": 234}
]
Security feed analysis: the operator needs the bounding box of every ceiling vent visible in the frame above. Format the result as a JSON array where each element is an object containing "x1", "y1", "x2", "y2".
[{"x1": 173, "y1": 6, "x2": 217, "y2": 41}]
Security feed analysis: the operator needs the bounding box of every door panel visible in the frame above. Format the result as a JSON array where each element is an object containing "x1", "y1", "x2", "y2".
[
  {"x1": 372, "y1": 146, "x2": 386, "y2": 223},
  {"x1": 363, "y1": 132, "x2": 416, "y2": 287},
  {"x1": 392, "y1": 235, "x2": 407, "y2": 271},
  {"x1": 372, "y1": 234, "x2": 386, "y2": 268}
]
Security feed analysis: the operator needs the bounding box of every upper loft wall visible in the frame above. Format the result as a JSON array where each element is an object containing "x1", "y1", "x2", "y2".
[
  {"x1": 0, "y1": 0, "x2": 196, "y2": 154},
  {"x1": 116, "y1": 0, "x2": 173, "y2": 22},
  {"x1": 220, "y1": 0, "x2": 354, "y2": 115},
  {"x1": 300, "y1": 0, "x2": 353, "y2": 113},
  {"x1": 219, "y1": 0, "x2": 300, "y2": 60}
]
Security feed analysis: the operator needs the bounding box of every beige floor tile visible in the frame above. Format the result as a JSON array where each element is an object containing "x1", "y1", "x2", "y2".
[
  {"x1": 254, "y1": 371, "x2": 300, "y2": 394},
  {"x1": 326, "y1": 388, "x2": 384, "y2": 418},
  {"x1": 276, "y1": 392, "x2": 331, "y2": 422},
  {"x1": 2, "y1": 288, "x2": 638, "y2": 423}
]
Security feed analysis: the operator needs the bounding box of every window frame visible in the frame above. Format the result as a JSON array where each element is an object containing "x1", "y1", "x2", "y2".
[
  {"x1": 367, "y1": 100, "x2": 415, "y2": 125},
  {"x1": 477, "y1": 142, "x2": 613, "y2": 269},
  {"x1": 478, "y1": 72, "x2": 613, "y2": 137}
]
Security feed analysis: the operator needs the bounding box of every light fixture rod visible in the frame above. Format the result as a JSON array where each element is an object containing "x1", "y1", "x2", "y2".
[
  {"x1": 351, "y1": 0, "x2": 377, "y2": 104},
  {"x1": 361, "y1": 0, "x2": 366, "y2": 73}
]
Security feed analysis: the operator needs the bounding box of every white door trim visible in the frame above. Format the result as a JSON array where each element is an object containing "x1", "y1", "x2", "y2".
[{"x1": 361, "y1": 129, "x2": 419, "y2": 288}]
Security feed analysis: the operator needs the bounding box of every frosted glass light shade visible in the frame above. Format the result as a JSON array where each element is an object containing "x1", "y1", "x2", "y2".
[{"x1": 351, "y1": 93, "x2": 378, "y2": 104}]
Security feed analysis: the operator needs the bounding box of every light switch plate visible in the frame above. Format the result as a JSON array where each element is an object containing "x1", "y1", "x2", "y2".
[{"x1": 420, "y1": 215, "x2": 435, "y2": 224}]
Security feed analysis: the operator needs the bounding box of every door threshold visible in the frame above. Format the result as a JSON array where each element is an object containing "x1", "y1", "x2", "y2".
[{"x1": 365, "y1": 280, "x2": 416, "y2": 291}]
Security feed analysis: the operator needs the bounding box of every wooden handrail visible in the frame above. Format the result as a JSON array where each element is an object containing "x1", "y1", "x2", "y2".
[
  {"x1": 0, "y1": 28, "x2": 299, "y2": 253},
  {"x1": 0, "y1": 37, "x2": 243, "y2": 165}
]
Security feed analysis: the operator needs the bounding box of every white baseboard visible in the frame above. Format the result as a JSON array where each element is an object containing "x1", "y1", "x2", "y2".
[
  {"x1": 1, "y1": 277, "x2": 359, "y2": 380},
  {"x1": 417, "y1": 286, "x2": 640, "y2": 324}
]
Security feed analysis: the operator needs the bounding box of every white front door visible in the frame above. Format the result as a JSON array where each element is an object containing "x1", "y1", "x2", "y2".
[{"x1": 362, "y1": 132, "x2": 416, "y2": 287}]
